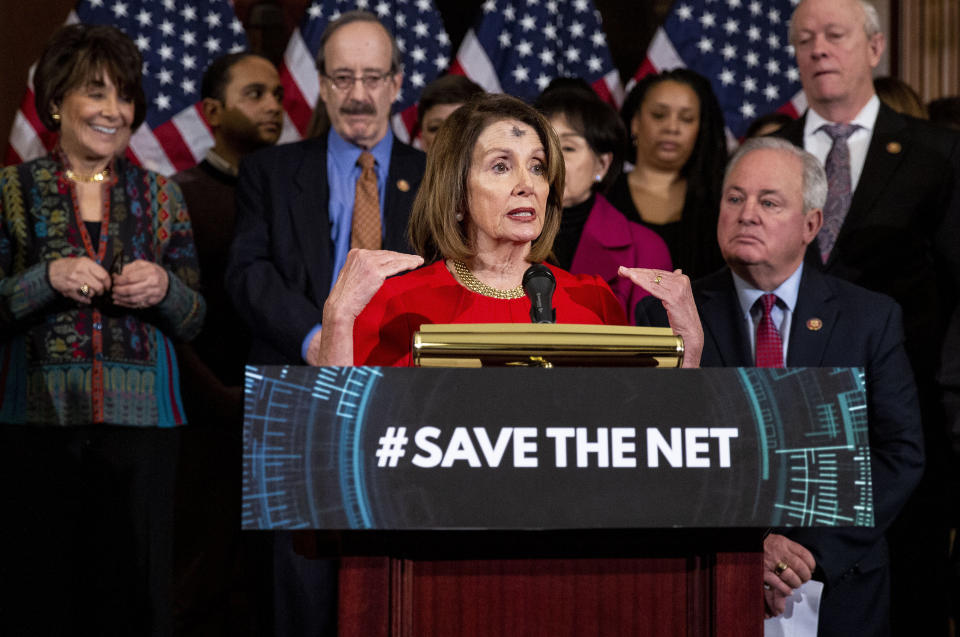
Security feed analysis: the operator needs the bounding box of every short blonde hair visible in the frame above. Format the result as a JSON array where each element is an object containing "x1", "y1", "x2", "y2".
[{"x1": 409, "y1": 93, "x2": 565, "y2": 264}]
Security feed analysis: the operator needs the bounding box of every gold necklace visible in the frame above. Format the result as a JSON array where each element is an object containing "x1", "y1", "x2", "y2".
[
  {"x1": 65, "y1": 167, "x2": 109, "y2": 183},
  {"x1": 452, "y1": 260, "x2": 525, "y2": 299}
]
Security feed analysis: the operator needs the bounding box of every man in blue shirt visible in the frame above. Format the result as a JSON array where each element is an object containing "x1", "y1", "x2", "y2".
[{"x1": 225, "y1": 10, "x2": 426, "y2": 635}]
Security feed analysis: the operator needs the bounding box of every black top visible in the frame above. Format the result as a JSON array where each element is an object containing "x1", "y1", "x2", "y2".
[{"x1": 553, "y1": 193, "x2": 594, "y2": 270}]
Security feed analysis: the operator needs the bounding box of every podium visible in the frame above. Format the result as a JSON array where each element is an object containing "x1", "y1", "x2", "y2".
[{"x1": 243, "y1": 365, "x2": 874, "y2": 636}]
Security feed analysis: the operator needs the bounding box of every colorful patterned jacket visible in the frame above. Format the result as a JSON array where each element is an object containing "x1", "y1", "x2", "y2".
[{"x1": 0, "y1": 154, "x2": 205, "y2": 427}]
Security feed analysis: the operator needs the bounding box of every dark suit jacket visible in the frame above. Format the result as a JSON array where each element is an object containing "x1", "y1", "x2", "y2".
[
  {"x1": 225, "y1": 136, "x2": 426, "y2": 364},
  {"x1": 637, "y1": 266, "x2": 924, "y2": 634},
  {"x1": 775, "y1": 105, "x2": 960, "y2": 405}
]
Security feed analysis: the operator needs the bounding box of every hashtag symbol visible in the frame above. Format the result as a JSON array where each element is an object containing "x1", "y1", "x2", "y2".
[{"x1": 376, "y1": 427, "x2": 408, "y2": 467}]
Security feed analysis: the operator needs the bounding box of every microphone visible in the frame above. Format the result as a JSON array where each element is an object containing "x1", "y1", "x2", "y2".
[{"x1": 522, "y1": 264, "x2": 557, "y2": 324}]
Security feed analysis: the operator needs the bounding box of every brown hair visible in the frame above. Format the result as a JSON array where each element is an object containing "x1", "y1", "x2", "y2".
[
  {"x1": 409, "y1": 94, "x2": 564, "y2": 264},
  {"x1": 874, "y1": 76, "x2": 928, "y2": 120},
  {"x1": 34, "y1": 24, "x2": 147, "y2": 132}
]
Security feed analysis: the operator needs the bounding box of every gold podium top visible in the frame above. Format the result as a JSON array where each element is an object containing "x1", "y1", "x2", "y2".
[{"x1": 412, "y1": 323, "x2": 683, "y2": 368}]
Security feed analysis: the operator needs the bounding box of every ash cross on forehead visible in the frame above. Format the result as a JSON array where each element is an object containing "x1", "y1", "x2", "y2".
[{"x1": 511, "y1": 125, "x2": 525, "y2": 137}]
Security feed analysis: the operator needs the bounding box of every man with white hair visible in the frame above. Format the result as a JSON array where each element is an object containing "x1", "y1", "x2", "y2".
[
  {"x1": 637, "y1": 137, "x2": 924, "y2": 635},
  {"x1": 775, "y1": 1, "x2": 960, "y2": 632}
]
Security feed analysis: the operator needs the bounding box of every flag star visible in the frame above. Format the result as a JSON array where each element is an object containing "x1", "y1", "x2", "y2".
[
  {"x1": 503, "y1": 6, "x2": 515, "y2": 21},
  {"x1": 181, "y1": 5, "x2": 196, "y2": 21},
  {"x1": 527, "y1": 0, "x2": 539, "y2": 4},
  {"x1": 726, "y1": 0, "x2": 741, "y2": 7},
  {"x1": 181, "y1": 30, "x2": 196, "y2": 47},
  {"x1": 329, "y1": 10, "x2": 342, "y2": 21},
  {"x1": 745, "y1": 51, "x2": 759, "y2": 67},
  {"x1": 512, "y1": 65, "x2": 529, "y2": 83},
  {"x1": 696, "y1": 37, "x2": 714, "y2": 53},
  {"x1": 482, "y1": 0, "x2": 496, "y2": 13},
  {"x1": 765, "y1": 59, "x2": 781, "y2": 75},
  {"x1": 416, "y1": 0, "x2": 431, "y2": 11},
  {"x1": 587, "y1": 55, "x2": 602, "y2": 73},
  {"x1": 356, "y1": 0, "x2": 369, "y2": 9},
  {"x1": 767, "y1": 34, "x2": 780, "y2": 49},
  {"x1": 498, "y1": 30, "x2": 512, "y2": 47},
  {"x1": 568, "y1": 20, "x2": 584, "y2": 38},
  {"x1": 539, "y1": 49, "x2": 555, "y2": 65},
  {"x1": 159, "y1": 45, "x2": 174, "y2": 61},
  {"x1": 747, "y1": 25, "x2": 761, "y2": 41},
  {"x1": 517, "y1": 40, "x2": 533, "y2": 57},
  {"x1": 591, "y1": 31, "x2": 606, "y2": 47},
  {"x1": 396, "y1": 14, "x2": 406, "y2": 27},
  {"x1": 162, "y1": 0, "x2": 175, "y2": 11},
  {"x1": 573, "y1": 0, "x2": 588, "y2": 12},
  {"x1": 230, "y1": 43, "x2": 244, "y2": 53},
  {"x1": 142, "y1": 61, "x2": 150, "y2": 76},
  {"x1": 183, "y1": 54, "x2": 197, "y2": 71},
  {"x1": 544, "y1": 24, "x2": 557, "y2": 39},
  {"x1": 721, "y1": 43, "x2": 737, "y2": 60},
  {"x1": 230, "y1": 18, "x2": 244, "y2": 34},
  {"x1": 719, "y1": 68, "x2": 736, "y2": 86},
  {"x1": 723, "y1": 18, "x2": 738, "y2": 35},
  {"x1": 785, "y1": 44, "x2": 795, "y2": 57},
  {"x1": 699, "y1": 12, "x2": 716, "y2": 28},
  {"x1": 205, "y1": 12, "x2": 221, "y2": 28},
  {"x1": 786, "y1": 67, "x2": 800, "y2": 82},
  {"x1": 155, "y1": 93, "x2": 171, "y2": 111},
  {"x1": 434, "y1": 54, "x2": 448, "y2": 70},
  {"x1": 740, "y1": 101, "x2": 757, "y2": 119},
  {"x1": 204, "y1": 37, "x2": 221, "y2": 54},
  {"x1": 768, "y1": 9, "x2": 781, "y2": 23},
  {"x1": 410, "y1": 71, "x2": 425, "y2": 87},
  {"x1": 742, "y1": 76, "x2": 757, "y2": 93},
  {"x1": 437, "y1": 32, "x2": 450, "y2": 46},
  {"x1": 181, "y1": 78, "x2": 196, "y2": 95},
  {"x1": 308, "y1": 3, "x2": 322, "y2": 18},
  {"x1": 90, "y1": 0, "x2": 103, "y2": 6},
  {"x1": 158, "y1": 68, "x2": 173, "y2": 85},
  {"x1": 564, "y1": 46, "x2": 581, "y2": 63},
  {"x1": 749, "y1": 1, "x2": 761, "y2": 15},
  {"x1": 546, "y1": 0, "x2": 558, "y2": 14},
  {"x1": 536, "y1": 73, "x2": 552, "y2": 91},
  {"x1": 135, "y1": 9, "x2": 151, "y2": 26},
  {"x1": 375, "y1": 1, "x2": 389, "y2": 17},
  {"x1": 134, "y1": 35, "x2": 150, "y2": 51},
  {"x1": 159, "y1": 20, "x2": 175, "y2": 36},
  {"x1": 677, "y1": 4, "x2": 693, "y2": 20},
  {"x1": 111, "y1": 2, "x2": 128, "y2": 18},
  {"x1": 763, "y1": 84, "x2": 780, "y2": 101},
  {"x1": 413, "y1": 21, "x2": 429, "y2": 38},
  {"x1": 411, "y1": 46, "x2": 427, "y2": 63},
  {"x1": 396, "y1": 36, "x2": 406, "y2": 52},
  {"x1": 520, "y1": 14, "x2": 536, "y2": 31}
]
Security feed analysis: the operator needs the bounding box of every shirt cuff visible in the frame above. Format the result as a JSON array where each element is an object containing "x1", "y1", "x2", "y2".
[{"x1": 301, "y1": 324, "x2": 322, "y2": 363}]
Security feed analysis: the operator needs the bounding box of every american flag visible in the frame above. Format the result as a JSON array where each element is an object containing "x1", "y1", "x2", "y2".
[
  {"x1": 279, "y1": 0, "x2": 451, "y2": 145},
  {"x1": 452, "y1": 0, "x2": 623, "y2": 107},
  {"x1": 635, "y1": 0, "x2": 805, "y2": 138},
  {"x1": 5, "y1": 0, "x2": 247, "y2": 176}
]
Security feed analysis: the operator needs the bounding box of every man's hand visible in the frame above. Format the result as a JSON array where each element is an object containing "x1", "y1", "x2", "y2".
[{"x1": 762, "y1": 533, "x2": 816, "y2": 616}]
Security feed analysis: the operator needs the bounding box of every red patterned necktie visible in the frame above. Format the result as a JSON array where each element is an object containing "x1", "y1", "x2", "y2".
[
  {"x1": 351, "y1": 151, "x2": 381, "y2": 250},
  {"x1": 818, "y1": 123, "x2": 860, "y2": 263},
  {"x1": 755, "y1": 293, "x2": 784, "y2": 368}
]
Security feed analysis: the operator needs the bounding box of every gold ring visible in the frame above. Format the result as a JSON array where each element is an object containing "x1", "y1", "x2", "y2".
[
  {"x1": 78, "y1": 284, "x2": 90, "y2": 297},
  {"x1": 774, "y1": 561, "x2": 789, "y2": 576},
  {"x1": 654, "y1": 274, "x2": 663, "y2": 285}
]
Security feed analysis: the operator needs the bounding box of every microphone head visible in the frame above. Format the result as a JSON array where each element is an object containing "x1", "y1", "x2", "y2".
[{"x1": 522, "y1": 263, "x2": 556, "y2": 292}]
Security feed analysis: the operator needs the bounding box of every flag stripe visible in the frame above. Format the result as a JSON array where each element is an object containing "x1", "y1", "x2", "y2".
[{"x1": 455, "y1": 29, "x2": 503, "y2": 94}]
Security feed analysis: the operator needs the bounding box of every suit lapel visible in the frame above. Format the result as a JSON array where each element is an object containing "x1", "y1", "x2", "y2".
[
  {"x1": 290, "y1": 138, "x2": 334, "y2": 301},
  {"x1": 383, "y1": 141, "x2": 424, "y2": 252},
  {"x1": 829, "y1": 104, "x2": 908, "y2": 268},
  {"x1": 786, "y1": 268, "x2": 837, "y2": 366},
  {"x1": 697, "y1": 270, "x2": 753, "y2": 366}
]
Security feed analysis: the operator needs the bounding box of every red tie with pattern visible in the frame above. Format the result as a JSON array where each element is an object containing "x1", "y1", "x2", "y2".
[
  {"x1": 351, "y1": 151, "x2": 381, "y2": 250},
  {"x1": 755, "y1": 293, "x2": 784, "y2": 368},
  {"x1": 818, "y1": 123, "x2": 859, "y2": 263}
]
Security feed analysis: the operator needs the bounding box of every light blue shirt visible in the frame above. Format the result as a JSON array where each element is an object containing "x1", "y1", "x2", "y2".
[
  {"x1": 300, "y1": 126, "x2": 394, "y2": 362},
  {"x1": 731, "y1": 263, "x2": 804, "y2": 364}
]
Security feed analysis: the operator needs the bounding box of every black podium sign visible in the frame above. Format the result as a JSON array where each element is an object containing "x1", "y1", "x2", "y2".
[{"x1": 242, "y1": 366, "x2": 873, "y2": 530}]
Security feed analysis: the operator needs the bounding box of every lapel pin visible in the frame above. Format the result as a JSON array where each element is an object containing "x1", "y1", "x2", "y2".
[
  {"x1": 396, "y1": 179, "x2": 410, "y2": 192},
  {"x1": 806, "y1": 318, "x2": 823, "y2": 331},
  {"x1": 886, "y1": 141, "x2": 901, "y2": 154}
]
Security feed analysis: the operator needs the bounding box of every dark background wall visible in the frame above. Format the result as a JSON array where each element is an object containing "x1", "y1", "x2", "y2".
[{"x1": 0, "y1": 0, "x2": 673, "y2": 149}]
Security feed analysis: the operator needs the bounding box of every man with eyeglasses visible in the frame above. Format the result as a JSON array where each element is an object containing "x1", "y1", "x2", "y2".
[{"x1": 225, "y1": 10, "x2": 426, "y2": 636}]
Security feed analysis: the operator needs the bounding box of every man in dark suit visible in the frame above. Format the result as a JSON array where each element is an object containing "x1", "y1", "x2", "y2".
[
  {"x1": 775, "y1": 1, "x2": 960, "y2": 631},
  {"x1": 225, "y1": 11, "x2": 426, "y2": 635},
  {"x1": 636, "y1": 137, "x2": 924, "y2": 635}
]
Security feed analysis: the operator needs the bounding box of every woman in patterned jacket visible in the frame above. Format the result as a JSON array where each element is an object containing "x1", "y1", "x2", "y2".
[{"x1": 0, "y1": 24, "x2": 204, "y2": 636}]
